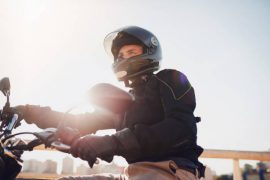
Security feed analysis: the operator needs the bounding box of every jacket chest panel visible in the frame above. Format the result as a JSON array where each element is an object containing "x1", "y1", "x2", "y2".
[{"x1": 124, "y1": 78, "x2": 164, "y2": 128}]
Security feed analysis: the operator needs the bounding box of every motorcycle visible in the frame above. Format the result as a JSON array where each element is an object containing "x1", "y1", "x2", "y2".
[
  {"x1": 0, "y1": 77, "x2": 71, "y2": 179},
  {"x1": 0, "y1": 77, "x2": 134, "y2": 179}
]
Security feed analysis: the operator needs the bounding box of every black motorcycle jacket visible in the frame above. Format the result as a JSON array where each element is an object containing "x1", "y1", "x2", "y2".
[{"x1": 112, "y1": 69, "x2": 204, "y2": 174}]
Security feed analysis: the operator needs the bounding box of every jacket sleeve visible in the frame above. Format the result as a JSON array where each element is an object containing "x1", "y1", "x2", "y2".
[
  {"x1": 113, "y1": 70, "x2": 198, "y2": 160},
  {"x1": 23, "y1": 105, "x2": 121, "y2": 135}
]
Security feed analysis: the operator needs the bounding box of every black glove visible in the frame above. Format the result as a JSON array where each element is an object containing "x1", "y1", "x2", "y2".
[{"x1": 70, "y1": 135, "x2": 119, "y2": 168}]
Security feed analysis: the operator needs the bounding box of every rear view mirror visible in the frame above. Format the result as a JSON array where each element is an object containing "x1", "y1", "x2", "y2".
[{"x1": 0, "y1": 77, "x2": 10, "y2": 96}]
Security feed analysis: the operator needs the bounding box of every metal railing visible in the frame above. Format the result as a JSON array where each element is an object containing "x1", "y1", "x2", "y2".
[
  {"x1": 18, "y1": 146, "x2": 270, "y2": 180},
  {"x1": 201, "y1": 149, "x2": 270, "y2": 180}
]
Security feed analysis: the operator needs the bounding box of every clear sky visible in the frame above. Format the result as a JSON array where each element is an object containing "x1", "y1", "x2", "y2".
[{"x1": 0, "y1": 0, "x2": 270, "y2": 175}]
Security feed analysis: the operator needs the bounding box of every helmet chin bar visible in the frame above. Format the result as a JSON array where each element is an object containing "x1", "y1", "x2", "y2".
[
  {"x1": 113, "y1": 54, "x2": 159, "y2": 79},
  {"x1": 117, "y1": 64, "x2": 159, "y2": 88}
]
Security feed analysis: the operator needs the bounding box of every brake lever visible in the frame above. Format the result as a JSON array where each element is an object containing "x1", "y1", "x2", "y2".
[
  {"x1": 33, "y1": 128, "x2": 57, "y2": 141},
  {"x1": 50, "y1": 141, "x2": 71, "y2": 153},
  {"x1": 34, "y1": 128, "x2": 71, "y2": 152}
]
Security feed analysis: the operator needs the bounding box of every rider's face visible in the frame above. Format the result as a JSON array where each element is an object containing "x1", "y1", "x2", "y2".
[{"x1": 117, "y1": 45, "x2": 143, "y2": 61}]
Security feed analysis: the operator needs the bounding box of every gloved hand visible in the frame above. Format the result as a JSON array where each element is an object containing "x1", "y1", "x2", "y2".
[{"x1": 70, "y1": 134, "x2": 119, "y2": 168}]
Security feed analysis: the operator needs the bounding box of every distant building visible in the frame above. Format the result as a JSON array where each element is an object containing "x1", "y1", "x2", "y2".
[
  {"x1": 22, "y1": 159, "x2": 57, "y2": 174},
  {"x1": 96, "y1": 162, "x2": 124, "y2": 174},
  {"x1": 22, "y1": 159, "x2": 44, "y2": 173},
  {"x1": 76, "y1": 161, "x2": 125, "y2": 176},
  {"x1": 62, "y1": 156, "x2": 74, "y2": 174},
  {"x1": 43, "y1": 159, "x2": 57, "y2": 174}
]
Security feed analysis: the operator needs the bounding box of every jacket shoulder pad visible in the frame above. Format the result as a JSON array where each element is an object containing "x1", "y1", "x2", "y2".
[{"x1": 155, "y1": 69, "x2": 192, "y2": 100}]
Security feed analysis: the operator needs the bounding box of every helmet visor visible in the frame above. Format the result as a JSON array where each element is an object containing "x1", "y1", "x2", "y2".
[
  {"x1": 104, "y1": 31, "x2": 119, "y2": 59},
  {"x1": 104, "y1": 26, "x2": 153, "y2": 60}
]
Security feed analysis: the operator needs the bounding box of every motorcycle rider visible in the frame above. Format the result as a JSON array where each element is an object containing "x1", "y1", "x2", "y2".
[{"x1": 15, "y1": 26, "x2": 205, "y2": 179}]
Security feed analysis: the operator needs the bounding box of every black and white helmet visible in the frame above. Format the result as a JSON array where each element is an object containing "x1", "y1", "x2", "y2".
[{"x1": 104, "y1": 26, "x2": 162, "y2": 81}]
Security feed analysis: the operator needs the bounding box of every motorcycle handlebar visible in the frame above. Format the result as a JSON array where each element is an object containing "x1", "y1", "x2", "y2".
[{"x1": 2, "y1": 128, "x2": 71, "y2": 152}]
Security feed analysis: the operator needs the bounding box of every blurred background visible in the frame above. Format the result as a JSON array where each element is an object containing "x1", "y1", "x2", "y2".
[{"x1": 0, "y1": 0, "x2": 270, "y2": 177}]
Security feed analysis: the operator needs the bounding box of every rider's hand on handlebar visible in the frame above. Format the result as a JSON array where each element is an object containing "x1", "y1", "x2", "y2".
[{"x1": 70, "y1": 134, "x2": 119, "y2": 168}]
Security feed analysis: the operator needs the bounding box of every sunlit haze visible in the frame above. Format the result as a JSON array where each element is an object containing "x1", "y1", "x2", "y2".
[{"x1": 0, "y1": 0, "x2": 270, "y2": 175}]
